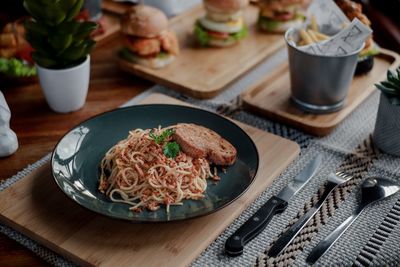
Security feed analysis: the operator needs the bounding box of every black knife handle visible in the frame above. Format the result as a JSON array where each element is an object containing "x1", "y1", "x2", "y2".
[
  {"x1": 268, "y1": 181, "x2": 338, "y2": 258},
  {"x1": 225, "y1": 196, "x2": 288, "y2": 257}
]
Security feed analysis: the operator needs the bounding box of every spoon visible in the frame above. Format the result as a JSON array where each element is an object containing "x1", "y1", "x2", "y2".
[{"x1": 306, "y1": 177, "x2": 400, "y2": 264}]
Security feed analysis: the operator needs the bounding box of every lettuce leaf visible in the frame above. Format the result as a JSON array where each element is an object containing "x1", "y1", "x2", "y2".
[
  {"x1": 0, "y1": 58, "x2": 36, "y2": 77},
  {"x1": 194, "y1": 21, "x2": 210, "y2": 46},
  {"x1": 258, "y1": 17, "x2": 280, "y2": 31},
  {"x1": 194, "y1": 20, "x2": 247, "y2": 45},
  {"x1": 119, "y1": 48, "x2": 169, "y2": 62},
  {"x1": 231, "y1": 25, "x2": 248, "y2": 41},
  {"x1": 119, "y1": 47, "x2": 138, "y2": 62}
]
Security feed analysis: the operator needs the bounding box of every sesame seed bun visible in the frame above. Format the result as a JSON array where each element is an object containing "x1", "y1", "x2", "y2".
[
  {"x1": 204, "y1": 0, "x2": 249, "y2": 13},
  {"x1": 121, "y1": 5, "x2": 168, "y2": 38}
]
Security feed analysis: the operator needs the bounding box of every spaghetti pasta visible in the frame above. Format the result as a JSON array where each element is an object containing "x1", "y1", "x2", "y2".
[{"x1": 99, "y1": 126, "x2": 219, "y2": 212}]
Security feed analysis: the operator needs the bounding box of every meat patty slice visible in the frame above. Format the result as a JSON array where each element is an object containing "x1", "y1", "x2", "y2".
[{"x1": 172, "y1": 123, "x2": 237, "y2": 166}]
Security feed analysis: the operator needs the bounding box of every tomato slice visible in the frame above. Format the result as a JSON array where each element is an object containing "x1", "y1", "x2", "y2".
[
  {"x1": 207, "y1": 30, "x2": 229, "y2": 39},
  {"x1": 274, "y1": 11, "x2": 295, "y2": 21},
  {"x1": 16, "y1": 43, "x2": 34, "y2": 64}
]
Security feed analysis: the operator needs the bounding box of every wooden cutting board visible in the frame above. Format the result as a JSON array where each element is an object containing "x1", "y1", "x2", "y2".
[
  {"x1": 118, "y1": 5, "x2": 285, "y2": 99},
  {"x1": 0, "y1": 93, "x2": 300, "y2": 267},
  {"x1": 241, "y1": 49, "x2": 400, "y2": 136}
]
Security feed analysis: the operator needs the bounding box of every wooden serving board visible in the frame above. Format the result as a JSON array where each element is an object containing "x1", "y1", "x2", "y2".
[
  {"x1": 0, "y1": 93, "x2": 300, "y2": 267},
  {"x1": 118, "y1": 5, "x2": 285, "y2": 99},
  {"x1": 242, "y1": 49, "x2": 400, "y2": 136}
]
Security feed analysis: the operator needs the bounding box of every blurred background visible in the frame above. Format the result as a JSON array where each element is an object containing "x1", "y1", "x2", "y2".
[{"x1": 0, "y1": 0, "x2": 399, "y2": 53}]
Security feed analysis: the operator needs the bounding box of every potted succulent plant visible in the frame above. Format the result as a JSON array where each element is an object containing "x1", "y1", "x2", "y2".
[
  {"x1": 23, "y1": 0, "x2": 97, "y2": 113},
  {"x1": 373, "y1": 66, "x2": 400, "y2": 156}
]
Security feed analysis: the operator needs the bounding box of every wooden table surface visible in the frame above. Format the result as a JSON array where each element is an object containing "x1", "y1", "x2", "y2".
[{"x1": 0, "y1": 36, "x2": 152, "y2": 266}]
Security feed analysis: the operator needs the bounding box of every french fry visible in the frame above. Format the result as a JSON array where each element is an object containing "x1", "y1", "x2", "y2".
[
  {"x1": 307, "y1": 30, "x2": 319, "y2": 43},
  {"x1": 299, "y1": 29, "x2": 313, "y2": 45},
  {"x1": 311, "y1": 15, "x2": 318, "y2": 32},
  {"x1": 309, "y1": 30, "x2": 329, "y2": 41},
  {"x1": 298, "y1": 40, "x2": 306, "y2": 46}
]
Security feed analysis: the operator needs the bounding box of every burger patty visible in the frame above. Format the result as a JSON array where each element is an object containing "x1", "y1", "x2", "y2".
[
  {"x1": 124, "y1": 30, "x2": 179, "y2": 57},
  {"x1": 172, "y1": 123, "x2": 237, "y2": 166}
]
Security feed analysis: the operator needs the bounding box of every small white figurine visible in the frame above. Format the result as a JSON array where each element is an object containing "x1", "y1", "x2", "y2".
[{"x1": 0, "y1": 91, "x2": 18, "y2": 157}]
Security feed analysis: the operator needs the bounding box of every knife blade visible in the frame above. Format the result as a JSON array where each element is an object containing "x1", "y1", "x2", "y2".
[{"x1": 224, "y1": 155, "x2": 322, "y2": 257}]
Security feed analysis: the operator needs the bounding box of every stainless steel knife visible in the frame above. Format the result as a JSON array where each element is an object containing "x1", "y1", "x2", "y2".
[{"x1": 224, "y1": 155, "x2": 322, "y2": 257}]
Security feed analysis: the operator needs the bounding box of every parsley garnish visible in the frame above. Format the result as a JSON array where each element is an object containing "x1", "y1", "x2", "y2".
[
  {"x1": 163, "y1": 142, "x2": 180, "y2": 158},
  {"x1": 149, "y1": 128, "x2": 181, "y2": 158},
  {"x1": 149, "y1": 129, "x2": 175, "y2": 144}
]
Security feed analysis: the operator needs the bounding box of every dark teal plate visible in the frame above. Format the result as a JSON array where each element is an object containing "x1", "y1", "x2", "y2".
[{"x1": 51, "y1": 104, "x2": 259, "y2": 222}]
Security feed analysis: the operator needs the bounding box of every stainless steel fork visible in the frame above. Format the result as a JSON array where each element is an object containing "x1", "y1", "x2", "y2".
[{"x1": 268, "y1": 172, "x2": 354, "y2": 257}]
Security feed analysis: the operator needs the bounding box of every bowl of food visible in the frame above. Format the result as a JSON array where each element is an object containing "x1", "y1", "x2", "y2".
[{"x1": 51, "y1": 104, "x2": 259, "y2": 222}]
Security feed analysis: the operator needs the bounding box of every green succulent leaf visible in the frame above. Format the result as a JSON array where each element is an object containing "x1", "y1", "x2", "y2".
[
  {"x1": 387, "y1": 70, "x2": 400, "y2": 88},
  {"x1": 24, "y1": 0, "x2": 96, "y2": 69},
  {"x1": 57, "y1": 21, "x2": 80, "y2": 34},
  {"x1": 32, "y1": 52, "x2": 58, "y2": 68},
  {"x1": 376, "y1": 83, "x2": 398, "y2": 96},
  {"x1": 24, "y1": 21, "x2": 48, "y2": 36},
  {"x1": 65, "y1": 0, "x2": 84, "y2": 21},
  {"x1": 82, "y1": 39, "x2": 96, "y2": 55},
  {"x1": 23, "y1": 0, "x2": 45, "y2": 22},
  {"x1": 74, "y1": 22, "x2": 98, "y2": 40},
  {"x1": 59, "y1": 0, "x2": 78, "y2": 11},
  {"x1": 42, "y1": 5, "x2": 66, "y2": 26},
  {"x1": 376, "y1": 66, "x2": 400, "y2": 105},
  {"x1": 49, "y1": 34, "x2": 73, "y2": 52},
  {"x1": 380, "y1": 81, "x2": 398, "y2": 90}
]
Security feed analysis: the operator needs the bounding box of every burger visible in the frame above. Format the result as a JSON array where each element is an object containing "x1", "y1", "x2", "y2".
[
  {"x1": 335, "y1": 0, "x2": 379, "y2": 75},
  {"x1": 119, "y1": 5, "x2": 179, "y2": 69},
  {"x1": 194, "y1": 0, "x2": 249, "y2": 47},
  {"x1": 258, "y1": 0, "x2": 309, "y2": 33}
]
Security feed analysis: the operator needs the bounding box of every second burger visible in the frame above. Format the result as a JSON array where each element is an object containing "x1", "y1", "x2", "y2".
[
  {"x1": 194, "y1": 0, "x2": 249, "y2": 47},
  {"x1": 119, "y1": 5, "x2": 179, "y2": 69}
]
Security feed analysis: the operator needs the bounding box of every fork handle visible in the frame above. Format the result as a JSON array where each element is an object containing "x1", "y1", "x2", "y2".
[
  {"x1": 268, "y1": 181, "x2": 338, "y2": 257},
  {"x1": 307, "y1": 212, "x2": 361, "y2": 264}
]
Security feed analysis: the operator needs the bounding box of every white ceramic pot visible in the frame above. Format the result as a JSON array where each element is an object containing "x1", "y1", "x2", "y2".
[
  {"x1": 36, "y1": 56, "x2": 90, "y2": 113},
  {"x1": 373, "y1": 92, "x2": 400, "y2": 156}
]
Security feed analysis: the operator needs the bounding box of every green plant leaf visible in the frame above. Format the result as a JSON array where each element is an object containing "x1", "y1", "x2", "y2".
[
  {"x1": 57, "y1": 21, "x2": 80, "y2": 34},
  {"x1": 24, "y1": 20, "x2": 48, "y2": 36},
  {"x1": 23, "y1": 0, "x2": 45, "y2": 22},
  {"x1": 74, "y1": 22, "x2": 98, "y2": 40},
  {"x1": 49, "y1": 34, "x2": 73, "y2": 52},
  {"x1": 376, "y1": 83, "x2": 398, "y2": 96},
  {"x1": 59, "y1": 0, "x2": 78, "y2": 11},
  {"x1": 82, "y1": 39, "x2": 96, "y2": 55},
  {"x1": 65, "y1": 0, "x2": 84, "y2": 21},
  {"x1": 32, "y1": 52, "x2": 58, "y2": 68},
  {"x1": 381, "y1": 81, "x2": 398, "y2": 90},
  {"x1": 387, "y1": 70, "x2": 400, "y2": 88},
  {"x1": 42, "y1": 5, "x2": 66, "y2": 26}
]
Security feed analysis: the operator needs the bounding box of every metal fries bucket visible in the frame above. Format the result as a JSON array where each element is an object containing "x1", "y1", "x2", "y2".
[{"x1": 284, "y1": 28, "x2": 364, "y2": 114}]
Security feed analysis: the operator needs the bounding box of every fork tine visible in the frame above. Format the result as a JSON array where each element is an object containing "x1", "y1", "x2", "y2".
[{"x1": 335, "y1": 171, "x2": 350, "y2": 179}]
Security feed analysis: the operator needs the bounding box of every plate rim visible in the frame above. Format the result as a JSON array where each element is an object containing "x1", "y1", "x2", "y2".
[{"x1": 51, "y1": 103, "x2": 260, "y2": 222}]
